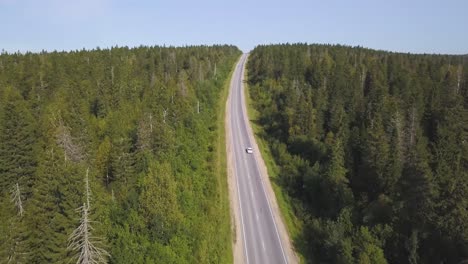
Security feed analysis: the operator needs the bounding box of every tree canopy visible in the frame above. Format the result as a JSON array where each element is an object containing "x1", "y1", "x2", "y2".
[
  {"x1": 0, "y1": 45, "x2": 240, "y2": 263},
  {"x1": 247, "y1": 43, "x2": 468, "y2": 264}
]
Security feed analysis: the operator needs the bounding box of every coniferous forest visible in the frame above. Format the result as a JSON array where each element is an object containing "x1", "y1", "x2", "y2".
[
  {"x1": 247, "y1": 44, "x2": 468, "y2": 263},
  {"x1": 1, "y1": 41, "x2": 467, "y2": 264},
  {"x1": 0, "y1": 45, "x2": 241, "y2": 263}
]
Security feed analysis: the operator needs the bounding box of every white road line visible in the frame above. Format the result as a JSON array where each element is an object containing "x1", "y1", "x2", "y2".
[
  {"x1": 234, "y1": 54, "x2": 265, "y2": 263},
  {"x1": 232, "y1": 53, "x2": 289, "y2": 264},
  {"x1": 234, "y1": 160, "x2": 250, "y2": 264},
  {"x1": 230, "y1": 56, "x2": 250, "y2": 264},
  {"x1": 239, "y1": 55, "x2": 289, "y2": 264}
]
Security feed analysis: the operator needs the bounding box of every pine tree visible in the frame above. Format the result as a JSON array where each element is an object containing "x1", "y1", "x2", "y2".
[
  {"x1": 28, "y1": 146, "x2": 80, "y2": 263},
  {"x1": 246, "y1": 44, "x2": 468, "y2": 262},
  {"x1": 0, "y1": 45, "x2": 243, "y2": 263},
  {"x1": 0, "y1": 87, "x2": 37, "y2": 199},
  {"x1": 0, "y1": 185, "x2": 29, "y2": 263},
  {"x1": 322, "y1": 138, "x2": 353, "y2": 217}
]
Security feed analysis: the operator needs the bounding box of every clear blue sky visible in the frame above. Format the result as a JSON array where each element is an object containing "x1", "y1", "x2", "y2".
[{"x1": 1, "y1": 0, "x2": 467, "y2": 54}]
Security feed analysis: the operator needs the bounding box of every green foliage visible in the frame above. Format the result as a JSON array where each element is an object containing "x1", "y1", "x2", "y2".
[
  {"x1": 0, "y1": 45, "x2": 241, "y2": 263},
  {"x1": 247, "y1": 44, "x2": 468, "y2": 263},
  {"x1": 0, "y1": 87, "x2": 37, "y2": 199},
  {"x1": 0, "y1": 196, "x2": 29, "y2": 263},
  {"x1": 138, "y1": 162, "x2": 182, "y2": 243}
]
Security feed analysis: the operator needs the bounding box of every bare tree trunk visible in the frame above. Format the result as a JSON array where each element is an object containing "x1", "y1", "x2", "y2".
[
  {"x1": 150, "y1": 72, "x2": 156, "y2": 89},
  {"x1": 39, "y1": 73, "x2": 45, "y2": 89},
  {"x1": 361, "y1": 68, "x2": 366, "y2": 93},
  {"x1": 111, "y1": 66, "x2": 114, "y2": 86},
  {"x1": 457, "y1": 64, "x2": 463, "y2": 95},
  {"x1": 11, "y1": 183, "x2": 24, "y2": 217},
  {"x1": 409, "y1": 107, "x2": 417, "y2": 147},
  {"x1": 214, "y1": 62, "x2": 217, "y2": 78},
  {"x1": 85, "y1": 168, "x2": 90, "y2": 209},
  {"x1": 149, "y1": 113, "x2": 153, "y2": 133},
  {"x1": 393, "y1": 111, "x2": 405, "y2": 162},
  {"x1": 163, "y1": 108, "x2": 168, "y2": 124},
  {"x1": 199, "y1": 63, "x2": 204, "y2": 82}
]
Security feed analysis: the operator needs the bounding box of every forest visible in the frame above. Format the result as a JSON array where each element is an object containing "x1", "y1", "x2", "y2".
[
  {"x1": 247, "y1": 44, "x2": 468, "y2": 263},
  {"x1": 0, "y1": 45, "x2": 241, "y2": 263}
]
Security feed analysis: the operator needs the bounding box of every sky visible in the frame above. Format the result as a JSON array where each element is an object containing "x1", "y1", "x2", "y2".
[{"x1": 1, "y1": 0, "x2": 467, "y2": 54}]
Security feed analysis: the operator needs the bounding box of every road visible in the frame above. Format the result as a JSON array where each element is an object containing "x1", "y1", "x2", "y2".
[{"x1": 227, "y1": 53, "x2": 290, "y2": 264}]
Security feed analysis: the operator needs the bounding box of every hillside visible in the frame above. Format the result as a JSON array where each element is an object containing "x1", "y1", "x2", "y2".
[
  {"x1": 247, "y1": 44, "x2": 468, "y2": 263},
  {"x1": 0, "y1": 45, "x2": 241, "y2": 263}
]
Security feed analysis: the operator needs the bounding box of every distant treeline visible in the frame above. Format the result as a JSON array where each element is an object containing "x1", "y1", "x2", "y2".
[
  {"x1": 247, "y1": 44, "x2": 468, "y2": 263},
  {"x1": 0, "y1": 45, "x2": 241, "y2": 263}
]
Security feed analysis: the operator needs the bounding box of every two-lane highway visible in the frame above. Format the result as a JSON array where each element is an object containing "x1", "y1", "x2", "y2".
[{"x1": 227, "y1": 53, "x2": 290, "y2": 264}]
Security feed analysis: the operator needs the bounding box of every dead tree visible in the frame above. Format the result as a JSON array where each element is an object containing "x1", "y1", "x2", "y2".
[
  {"x1": 179, "y1": 79, "x2": 187, "y2": 97},
  {"x1": 68, "y1": 169, "x2": 109, "y2": 264},
  {"x1": 214, "y1": 62, "x2": 217, "y2": 78},
  {"x1": 457, "y1": 64, "x2": 463, "y2": 95},
  {"x1": 110, "y1": 66, "x2": 114, "y2": 86},
  {"x1": 149, "y1": 113, "x2": 153, "y2": 133},
  {"x1": 10, "y1": 183, "x2": 24, "y2": 217},
  {"x1": 163, "y1": 108, "x2": 168, "y2": 124},
  {"x1": 198, "y1": 64, "x2": 204, "y2": 82},
  {"x1": 84, "y1": 168, "x2": 90, "y2": 209},
  {"x1": 68, "y1": 204, "x2": 108, "y2": 264},
  {"x1": 150, "y1": 72, "x2": 156, "y2": 89},
  {"x1": 409, "y1": 107, "x2": 417, "y2": 147},
  {"x1": 137, "y1": 117, "x2": 151, "y2": 151},
  {"x1": 392, "y1": 111, "x2": 405, "y2": 162},
  {"x1": 53, "y1": 116, "x2": 84, "y2": 163}
]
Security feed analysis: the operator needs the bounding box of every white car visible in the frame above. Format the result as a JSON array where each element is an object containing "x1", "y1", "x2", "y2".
[{"x1": 246, "y1": 147, "x2": 253, "y2": 154}]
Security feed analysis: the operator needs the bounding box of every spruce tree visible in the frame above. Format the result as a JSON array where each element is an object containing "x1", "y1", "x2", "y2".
[{"x1": 0, "y1": 87, "x2": 37, "y2": 199}]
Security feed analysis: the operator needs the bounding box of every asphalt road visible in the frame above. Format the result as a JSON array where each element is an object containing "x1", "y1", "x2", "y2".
[{"x1": 228, "y1": 53, "x2": 288, "y2": 264}]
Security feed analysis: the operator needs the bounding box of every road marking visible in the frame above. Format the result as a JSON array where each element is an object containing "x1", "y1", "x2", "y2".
[
  {"x1": 232, "y1": 54, "x2": 289, "y2": 264},
  {"x1": 235, "y1": 107, "x2": 267, "y2": 264},
  {"x1": 231, "y1": 55, "x2": 250, "y2": 264},
  {"x1": 235, "y1": 162, "x2": 250, "y2": 264},
  {"x1": 238, "y1": 55, "x2": 289, "y2": 264},
  {"x1": 234, "y1": 55, "x2": 267, "y2": 263}
]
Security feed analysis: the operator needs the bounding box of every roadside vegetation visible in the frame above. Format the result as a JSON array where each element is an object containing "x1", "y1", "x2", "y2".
[
  {"x1": 0, "y1": 45, "x2": 241, "y2": 263},
  {"x1": 246, "y1": 44, "x2": 468, "y2": 263}
]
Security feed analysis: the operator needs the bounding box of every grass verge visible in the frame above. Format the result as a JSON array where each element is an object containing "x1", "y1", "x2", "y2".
[
  {"x1": 214, "y1": 55, "x2": 240, "y2": 264},
  {"x1": 243, "y1": 68, "x2": 305, "y2": 263}
]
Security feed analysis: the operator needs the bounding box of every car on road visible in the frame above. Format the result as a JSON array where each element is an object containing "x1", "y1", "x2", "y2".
[{"x1": 246, "y1": 147, "x2": 253, "y2": 154}]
